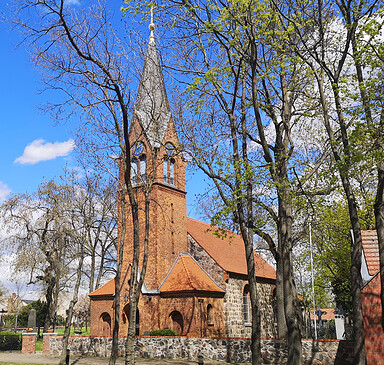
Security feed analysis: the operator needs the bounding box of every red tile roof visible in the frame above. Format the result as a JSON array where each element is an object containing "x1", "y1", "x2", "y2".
[
  {"x1": 187, "y1": 218, "x2": 276, "y2": 280},
  {"x1": 160, "y1": 253, "x2": 225, "y2": 293},
  {"x1": 362, "y1": 230, "x2": 379, "y2": 276},
  {"x1": 88, "y1": 279, "x2": 115, "y2": 297}
]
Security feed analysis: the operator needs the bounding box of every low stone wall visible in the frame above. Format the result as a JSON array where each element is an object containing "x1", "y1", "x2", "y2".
[{"x1": 44, "y1": 335, "x2": 353, "y2": 364}]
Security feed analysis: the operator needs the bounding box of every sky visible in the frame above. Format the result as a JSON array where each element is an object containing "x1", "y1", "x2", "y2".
[{"x1": 0, "y1": 0, "x2": 208, "y2": 297}]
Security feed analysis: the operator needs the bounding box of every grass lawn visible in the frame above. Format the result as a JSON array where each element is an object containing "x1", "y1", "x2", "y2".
[{"x1": 54, "y1": 327, "x2": 90, "y2": 336}]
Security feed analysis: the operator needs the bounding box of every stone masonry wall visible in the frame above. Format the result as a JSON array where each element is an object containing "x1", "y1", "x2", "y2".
[
  {"x1": 224, "y1": 276, "x2": 276, "y2": 338},
  {"x1": 189, "y1": 235, "x2": 276, "y2": 338},
  {"x1": 188, "y1": 235, "x2": 226, "y2": 287},
  {"x1": 45, "y1": 335, "x2": 354, "y2": 364}
]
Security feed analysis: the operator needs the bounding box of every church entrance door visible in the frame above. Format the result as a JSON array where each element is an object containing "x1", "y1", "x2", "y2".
[{"x1": 170, "y1": 311, "x2": 183, "y2": 335}]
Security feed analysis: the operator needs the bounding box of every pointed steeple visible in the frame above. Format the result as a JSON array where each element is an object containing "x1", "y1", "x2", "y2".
[{"x1": 134, "y1": 9, "x2": 171, "y2": 148}]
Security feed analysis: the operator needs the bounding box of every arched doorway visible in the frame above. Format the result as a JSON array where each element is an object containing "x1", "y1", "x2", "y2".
[
  {"x1": 169, "y1": 311, "x2": 183, "y2": 335},
  {"x1": 100, "y1": 312, "x2": 111, "y2": 336},
  {"x1": 123, "y1": 304, "x2": 140, "y2": 335}
]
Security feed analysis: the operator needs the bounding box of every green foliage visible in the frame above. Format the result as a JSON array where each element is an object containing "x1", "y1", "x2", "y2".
[
  {"x1": 35, "y1": 337, "x2": 43, "y2": 351},
  {"x1": 0, "y1": 332, "x2": 22, "y2": 351},
  {"x1": 17, "y1": 300, "x2": 48, "y2": 328},
  {"x1": 149, "y1": 329, "x2": 179, "y2": 336},
  {"x1": 3, "y1": 314, "x2": 16, "y2": 328}
]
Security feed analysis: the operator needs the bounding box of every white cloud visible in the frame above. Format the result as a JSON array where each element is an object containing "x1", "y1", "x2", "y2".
[
  {"x1": 65, "y1": 0, "x2": 80, "y2": 4},
  {"x1": 0, "y1": 182, "x2": 11, "y2": 202},
  {"x1": 14, "y1": 139, "x2": 76, "y2": 165}
]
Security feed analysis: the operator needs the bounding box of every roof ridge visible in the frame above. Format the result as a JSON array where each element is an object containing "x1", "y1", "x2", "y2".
[{"x1": 180, "y1": 254, "x2": 195, "y2": 290}]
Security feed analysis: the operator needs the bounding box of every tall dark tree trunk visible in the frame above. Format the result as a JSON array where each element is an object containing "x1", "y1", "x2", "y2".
[
  {"x1": 279, "y1": 185, "x2": 302, "y2": 364},
  {"x1": 109, "y1": 190, "x2": 127, "y2": 365},
  {"x1": 59, "y1": 255, "x2": 84, "y2": 365},
  {"x1": 275, "y1": 255, "x2": 288, "y2": 338}
]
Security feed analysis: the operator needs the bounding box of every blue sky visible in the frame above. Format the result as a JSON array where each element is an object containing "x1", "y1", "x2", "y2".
[
  {"x1": 0, "y1": 0, "x2": 206, "y2": 219},
  {"x1": 0, "y1": 5, "x2": 76, "y2": 200}
]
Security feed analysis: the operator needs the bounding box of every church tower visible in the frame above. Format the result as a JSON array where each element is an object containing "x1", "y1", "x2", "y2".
[
  {"x1": 121, "y1": 14, "x2": 188, "y2": 293},
  {"x1": 89, "y1": 10, "x2": 276, "y2": 341}
]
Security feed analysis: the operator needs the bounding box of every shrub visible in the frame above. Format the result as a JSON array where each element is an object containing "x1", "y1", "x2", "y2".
[
  {"x1": 0, "y1": 332, "x2": 22, "y2": 350},
  {"x1": 149, "y1": 329, "x2": 179, "y2": 336}
]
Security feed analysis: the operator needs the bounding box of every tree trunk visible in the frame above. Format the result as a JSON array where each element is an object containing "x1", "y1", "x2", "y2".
[
  {"x1": 279, "y1": 188, "x2": 302, "y2": 365},
  {"x1": 276, "y1": 251, "x2": 288, "y2": 338},
  {"x1": 109, "y1": 190, "x2": 127, "y2": 365},
  {"x1": 124, "y1": 294, "x2": 137, "y2": 365},
  {"x1": 242, "y1": 227, "x2": 261, "y2": 365},
  {"x1": 43, "y1": 274, "x2": 55, "y2": 333},
  {"x1": 59, "y1": 255, "x2": 84, "y2": 365}
]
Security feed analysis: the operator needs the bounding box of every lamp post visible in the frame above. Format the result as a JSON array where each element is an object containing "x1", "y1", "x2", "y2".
[
  {"x1": 198, "y1": 299, "x2": 204, "y2": 337},
  {"x1": 309, "y1": 223, "x2": 317, "y2": 339}
]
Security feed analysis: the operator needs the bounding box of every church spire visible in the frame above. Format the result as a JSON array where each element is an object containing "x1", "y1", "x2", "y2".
[{"x1": 134, "y1": 7, "x2": 171, "y2": 148}]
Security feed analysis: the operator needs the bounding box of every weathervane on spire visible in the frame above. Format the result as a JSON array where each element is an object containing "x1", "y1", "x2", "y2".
[{"x1": 149, "y1": 5, "x2": 156, "y2": 42}]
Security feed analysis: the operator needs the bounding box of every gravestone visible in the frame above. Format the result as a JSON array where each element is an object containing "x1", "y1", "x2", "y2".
[{"x1": 28, "y1": 309, "x2": 36, "y2": 330}]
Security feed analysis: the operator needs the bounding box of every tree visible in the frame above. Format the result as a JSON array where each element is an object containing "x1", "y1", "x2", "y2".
[
  {"x1": 271, "y1": 0, "x2": 382, "y2": 362},
  {"x1": 17, "y1": 300, "x2": 48, "y2": 329},
  {"x1": 9, "y1": 1, "x2": 158, "y2": 364},
  {"x1": 123, "y1": 1, "x2": 330, "y2": 363},
  {"x1": 1, "y1": 180, "x2": 73, "y2": 332},
  {"x1": 70, "y1": 170, "x2": 117, "y2": 294},
  {"x1": 73, "y1": 295, "x2": 90, "y2": 330}
]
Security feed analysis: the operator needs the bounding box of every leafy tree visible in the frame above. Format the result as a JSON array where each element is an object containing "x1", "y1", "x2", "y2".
[
  {"x1": 18, "y1": 300, "x2": 48, "y2": 328},
  {"x1": 122, "y1": 1, "x2": 330, "y2": 363},
  {"x1": 1, "y1": 181, "x2": 73, "y2": 333},
  {"x1": 9, "y1": 1, "x2": 159, "y2": 364},
  {"x1": 272, "y1": 1, "x2": 382, "y2": 361}
]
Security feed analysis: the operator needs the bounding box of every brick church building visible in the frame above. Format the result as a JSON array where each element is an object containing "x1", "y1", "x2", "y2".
[
  {"x1": 89, "y1": 20, "x2": 276, "y2": 339},
  {"x1": 360, "y1": 230, "x2": 384, "y2": 364}
]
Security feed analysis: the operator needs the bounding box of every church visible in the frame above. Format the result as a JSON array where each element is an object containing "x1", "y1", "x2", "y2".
[{"x1": 89, "y1": 19, "x2": 276, "y2": 340}]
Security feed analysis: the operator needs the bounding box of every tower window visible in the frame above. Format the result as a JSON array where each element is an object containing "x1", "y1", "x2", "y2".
[
  {"x1": 132, "y1": 155, "x2": 146, "y2": 185},
  {"x1": 164, "y1": 158, "x2": 175, "y2": 185},
  {"x1": 131, "y1": 141, "x2": 146, "y2": 185}
]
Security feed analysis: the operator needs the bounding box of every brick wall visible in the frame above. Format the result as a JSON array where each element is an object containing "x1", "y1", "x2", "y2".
[
  {"x1": 362, "y1": 274, "x2": 384, "y2": 365},
  {"x1": 21, "y1": 333, "x2": 36, "y2": 354},
  {"x1": 44, "y1": 335, "x2": 353, "y2": 364}
]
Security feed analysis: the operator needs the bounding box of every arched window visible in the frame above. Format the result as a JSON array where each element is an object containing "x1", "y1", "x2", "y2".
[
  {"x1": 207, "y1": 304, "x2": 213, "y2": 325},
  {"x1": 164, "y1": 158, "x2": 175, "y2": 185},
  {"x1": 272, "y1": 287, "x2": 277, "y2": 325},
  {"x1": 131, "y1": 141, "x2": 146, "y2": 185},
  {"x1": 243, "y1": 284, "x2": 250, "y2": 323},
  {"x1": 163, "y1": 142, "x2": 175, "y2": 186},
  {"x1": 131, "y1": 155, "x2": 146, "y2": 185},
  {"x1": 140, "y1": 154, "x2": 147, "y2": 182}
]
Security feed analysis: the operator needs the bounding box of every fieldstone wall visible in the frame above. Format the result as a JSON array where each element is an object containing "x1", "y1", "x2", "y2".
[
  {"x1": 44, "y1": 335, "x2": 353, "y2": 364},
  {"x1": 189, "y1": 236, "x2": 276, "y2": 339},
  {"x1": 224, "y1": 276, "x2": 276, "y2": 338},
  {"x1": 188, "y1": 234, "x2": 226, "y2": 287}
]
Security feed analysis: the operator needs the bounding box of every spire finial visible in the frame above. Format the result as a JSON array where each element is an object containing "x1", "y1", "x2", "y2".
[{"x1": 149, "y1": 5, "x2": 155, "y2": 42}]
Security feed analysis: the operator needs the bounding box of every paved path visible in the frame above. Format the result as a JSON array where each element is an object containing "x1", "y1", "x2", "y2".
[{"x1": 0, "y1": 352, "x2": 233, "y2": 365}]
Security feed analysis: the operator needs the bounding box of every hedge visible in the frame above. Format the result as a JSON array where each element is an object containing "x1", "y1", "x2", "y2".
[
  {"x1": 0, "y1": 332, "x2": 22, "y2": 350},
  {"x1": 149, "y1": 329, "x2": 179, "y2": 336}
]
